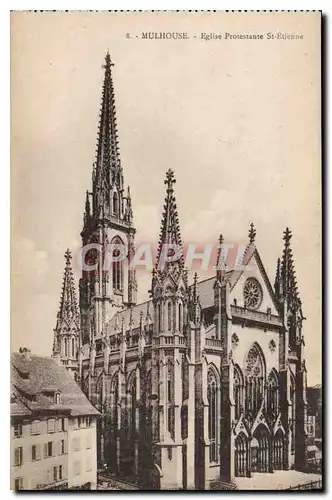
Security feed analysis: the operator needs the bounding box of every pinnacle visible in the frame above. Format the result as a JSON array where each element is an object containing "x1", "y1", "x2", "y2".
[
  {"x1": 156, "y1": 170, "x2": 184, "y2": 271},
  {"x1": 248, "y1": 222, "x2": 256, "y2": 244}
]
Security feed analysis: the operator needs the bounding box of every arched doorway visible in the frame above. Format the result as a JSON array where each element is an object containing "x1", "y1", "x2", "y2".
[
  {"x1": 235, "y1": 433, "x2": 247, "y2": 477},
  {"x1": 273, "y1": 430, "x2": 284, "y2": 470},
  {"x1": 251, "y1": 426, "x2": 270, "y2": 473}
]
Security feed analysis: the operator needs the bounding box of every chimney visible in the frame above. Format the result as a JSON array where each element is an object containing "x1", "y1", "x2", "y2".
[{"x1": 19, "y1": 347, "x2": 31, "y2": 361}]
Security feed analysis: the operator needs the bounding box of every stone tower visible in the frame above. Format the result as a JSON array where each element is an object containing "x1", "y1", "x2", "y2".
[
  {"x1": 275, "y1": 227, "x2": 308, "y2": 471},
  {"x1": 150, "y1": 169, "x2": 189, "y2": 489},
  {"x1": 53, "y1": 249, "x2": 81, "y2": 377},
  {"x1": 79, "y1": 52, "x2": 137, "y2": 345}
]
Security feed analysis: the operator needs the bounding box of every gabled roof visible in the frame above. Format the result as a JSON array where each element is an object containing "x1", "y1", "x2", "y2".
[{"x1": 11, "y1": 352, "x2": 99, "y2": 417}]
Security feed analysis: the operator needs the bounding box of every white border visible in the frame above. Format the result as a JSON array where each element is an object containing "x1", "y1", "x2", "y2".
[{"x1": 2, "y1": 2, "x2": 328, "y2": 498}]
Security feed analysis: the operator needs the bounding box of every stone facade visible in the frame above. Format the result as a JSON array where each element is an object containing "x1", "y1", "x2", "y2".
[{"x1": 53, "y1": 53, "x2": 308, "y2": 490}]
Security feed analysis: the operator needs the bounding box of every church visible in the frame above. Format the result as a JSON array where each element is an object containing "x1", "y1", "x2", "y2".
[{"x1": 52, "y1": 53, "x2": 308, "y2": 490}]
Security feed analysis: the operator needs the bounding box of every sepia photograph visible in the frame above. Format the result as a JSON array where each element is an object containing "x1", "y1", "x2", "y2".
[{"x1": 10, "y1": 11, "x2": 322, "y2": 491}]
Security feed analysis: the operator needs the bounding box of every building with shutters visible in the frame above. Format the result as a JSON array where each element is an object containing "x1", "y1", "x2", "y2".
[
  {"x1": 52, "y1": 53, "x2": 309, "y2": 490},
  {"x1": 10, "y1": 348, "x2": 99, "y2": 490}
]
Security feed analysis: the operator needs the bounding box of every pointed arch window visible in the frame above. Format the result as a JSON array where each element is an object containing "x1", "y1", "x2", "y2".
[
  {"x1": 112, "y1": 373, "x2": 119, "y2": 429},
  {"x1": 128, "y1": 372, "x2": 137, "y2": 440},
  {"x1": 166, "y1": 360, "x2": 174, "y2": 439},
  {"x1": 167, "y1": 301, "x2": 172, "y2": 332},
  {"x1": 290, "y1": 374, "x2": 296, "y2": 453},
  {"x1": 178, "y1": 302, "x2": 183, "y2": 332},
  {"x1": 157, "y1": 304, "x2": 162, "y2": 333},
  {"x1": 207, "y1": 366, "x2": 220, "y2": 463},
  {"x1": 145, "y1": 371, "x2": 153, "y2": 444},
  {"x1": 112, "y1": 237, "x2": 124, "y2": 292},
  {"x1": 113, "y1": 192, "x2": 119, "y2": 215},
  {"x1": 267, "y1": 370, "x2": 279, "y2": 417},
  {"x1": 234, "y1": 365, "x2": 244, "y2": 420},
  {"x1": 245, "y1": 344, "x2": 265, "y2": 419}
]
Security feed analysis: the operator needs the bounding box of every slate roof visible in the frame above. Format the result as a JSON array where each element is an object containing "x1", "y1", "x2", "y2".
[{"x1": 11, "y1": 352, "x2": 99, "y2": 418}]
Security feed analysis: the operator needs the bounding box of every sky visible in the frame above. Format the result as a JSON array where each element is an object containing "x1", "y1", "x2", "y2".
[{"x1": 11, "y1": 12, "x2": 321, "y2": 384}]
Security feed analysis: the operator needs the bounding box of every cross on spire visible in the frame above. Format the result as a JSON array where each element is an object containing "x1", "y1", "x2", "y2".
[
  {"x1": 165, "y1": 168, "x2": 176, "y2": 191},
  {"x1": 248, "y1": 222, "x2": 256, "y2": 244},
  {"x1": 283, "y1": 227, "x2": 292, "y2": 245}
]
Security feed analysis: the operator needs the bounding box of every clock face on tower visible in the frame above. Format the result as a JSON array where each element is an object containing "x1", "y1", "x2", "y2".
[{"x1": 243, "y1": 278, "x2": 263, "y2": 310}]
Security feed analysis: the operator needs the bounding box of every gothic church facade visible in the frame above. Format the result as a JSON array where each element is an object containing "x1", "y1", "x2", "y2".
[{"x1": 53, "y1": 53, "x2": 308, "y2": 489}]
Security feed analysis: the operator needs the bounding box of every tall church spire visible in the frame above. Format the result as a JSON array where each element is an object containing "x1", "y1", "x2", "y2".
[
  {"x1": 80, "y1": 52, "x2": 137, "y2": 345},
  {"x1": 53, "y1": 249, "x2": 80, "y2": 376},
  {"x1": 91, "y1": 52, "x2": 126, "y2": 219},
  {"x1": 155, "y1": 169, "x2": 184, "y2": 271},
  {"x1": 56, "y1": 249, "x2": 80, "y2": 329}
]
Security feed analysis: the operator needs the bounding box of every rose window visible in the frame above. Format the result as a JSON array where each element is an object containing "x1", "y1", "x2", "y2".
[{"x1": 243, "y1": 278, "x2": 263, "y2": 310}]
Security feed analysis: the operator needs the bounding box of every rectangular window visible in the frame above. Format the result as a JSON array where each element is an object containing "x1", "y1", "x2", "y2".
[
  {"x1": 86, "y1": 417, "x2": 91, "y2": 427},
  {"x1": 60, "y1": 439, "x2": 65, "y2": 454},
  {"x1": 47, "y1": 419, "x2": 55, "y2": 433},
  {"x1": 14, "y1": 477, "x2": 23, "y2": 490},
  {"x1": 31, "y1": 420, "x2": 40, "y2": 435},
  {"x1": 31, "y1": 445, "x2": 36, "y2": 461},
  {"x1": 44, "y1": 441, "x2": 53, "y2": 458},
  {"x1": 61, "y1": 418, "x2": 66, "y2": 431},
  {"x1": 59, "y1": 465, "x2": 63, "y2": 481},
  {"x1": 53, "y1": 466, "x2": 57, "y2": 482},
  {"x1": 14, "y1": 447, "x2": 23, "y2": 467},
  {"x1": 13, "y1": 422, "x2": 22, "y2": 438}
]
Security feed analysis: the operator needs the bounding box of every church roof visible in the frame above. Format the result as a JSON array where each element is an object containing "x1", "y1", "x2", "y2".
[
  {"x1": 11, "y1": 351, "x2": 99, "y2": 418},
  {"x1": 104, "y1": 299, "x2": 152, "y2": 337}
]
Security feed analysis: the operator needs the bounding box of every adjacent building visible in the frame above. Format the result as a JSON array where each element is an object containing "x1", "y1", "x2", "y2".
[
  {"x1": 53, "y1": 53, "x2": 309, "y2": 490},
  {"x1": 11, "y1": 348, "x2": 99, "y2": 490}
]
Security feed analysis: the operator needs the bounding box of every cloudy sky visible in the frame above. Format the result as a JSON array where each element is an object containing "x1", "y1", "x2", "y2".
[{"x1": 11, "y1": 12, "x2": 321, "y2": 384}]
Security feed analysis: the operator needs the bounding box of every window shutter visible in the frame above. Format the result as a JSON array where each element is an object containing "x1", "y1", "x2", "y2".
[
  {"x1": 36, "y1": 444, "x2": 41, "y2": 460},
  {"x1": 64, "y1": 439, "x2": 68, "y2": 454},
  {"x1": 51, "y1": 442, "x2": 56, "y2": 457},
  {"x1": 64, "y1": 418, "x2": 68, "y2": 431},
  {"x1": 14, "y1": 447, "x2": 19, "y2": 466},
  {"x1": 44, "y1": 443, "x2": 48, "y2": 458}
]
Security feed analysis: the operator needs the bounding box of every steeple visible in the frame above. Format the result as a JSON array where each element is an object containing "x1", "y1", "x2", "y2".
[
  {"x1": 53, "y1": 249, "x2": 80, "y2": 376},
  {"x1": 280, "y1": 228, "x2": 300, "y2": 310},
  {"x1": 56, "y1": 249, "x2": 80, "y2": 330},
  {"x1": 79, "y1": 52, "x2": 137, "y2": 344},
  {"x1": 155, "y1": 169, "x2": 184, "y2": 272},
  {"x1": 277, "y1": 227, "x2": 304, "y2": 344},
  {"x1": 90, "y1": 52, "x2": 130, "y2": 221}
]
